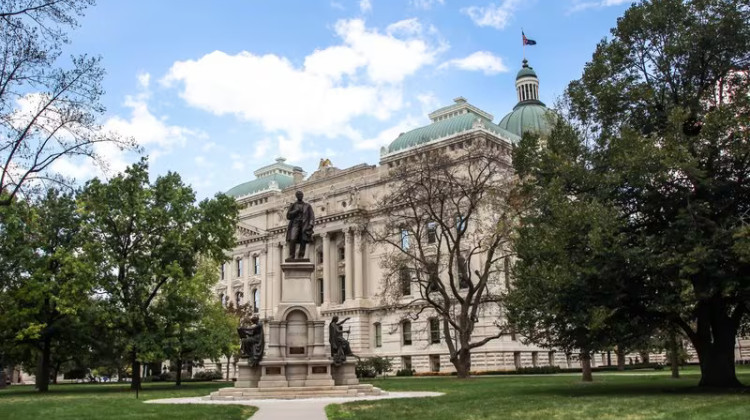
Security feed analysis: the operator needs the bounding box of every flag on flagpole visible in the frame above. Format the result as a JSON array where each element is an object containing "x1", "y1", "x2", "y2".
[{"x1": 522, "y1": 31, "x2": 537, "y2": 46}]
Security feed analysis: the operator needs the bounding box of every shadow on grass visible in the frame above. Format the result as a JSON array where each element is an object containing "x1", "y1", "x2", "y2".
[
  {"x1": 0, "y1": 381, "x2": 230, "y2": 398},
  {"x1": 521, "y1": 379, "x2": 750, "y2": 398}
]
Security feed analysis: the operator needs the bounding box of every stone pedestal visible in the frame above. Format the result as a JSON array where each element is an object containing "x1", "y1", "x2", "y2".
[
  {"x1": 332, "y1": 361, "x2": 358, "y2": 386},
  {"x1": 235, "y1": 361, "x2": 261, "y2": 388},
  {"x1": 234, "y1": 258, "x2": 354, "y2": 391}
]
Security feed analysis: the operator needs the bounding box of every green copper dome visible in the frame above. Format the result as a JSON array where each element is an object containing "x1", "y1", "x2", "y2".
[
  {"x1": 225, "y1": 173, "x2": 294, "y2": 198},
  {"x1": 498, "y1": 102, "x2": 553, "y2": 137},
  {"x1": 385, "y1": 98, "x2": 519, "y2": 155},
  {"x1": 516, "y1": 59, "x2": 537, "y2": 80}
]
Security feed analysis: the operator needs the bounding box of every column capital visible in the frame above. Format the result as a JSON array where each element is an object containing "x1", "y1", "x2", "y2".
[{"x1": 320, "y1": 231, "x2": 329, "y2": 239}]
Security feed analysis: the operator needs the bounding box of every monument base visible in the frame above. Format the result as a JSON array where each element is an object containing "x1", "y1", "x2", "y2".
[
  {"x1": 235, "y1": 361, "x2": 261, "y2": 388},
  {"x1": 332, "y1": 361, "x2": 359, "y2": 386}
]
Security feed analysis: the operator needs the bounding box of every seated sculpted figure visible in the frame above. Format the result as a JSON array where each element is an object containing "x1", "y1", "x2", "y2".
[
  {"x1": 238, "y1": 315, "x2": 264, "y2": 367},
  {"x1": 329, "y1": 316, "x2": 354, "y2": 366}
]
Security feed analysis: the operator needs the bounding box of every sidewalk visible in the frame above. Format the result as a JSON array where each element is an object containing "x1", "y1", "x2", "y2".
[{"x1": 146, "y1": 391, "x2": 443, "y2": 420}]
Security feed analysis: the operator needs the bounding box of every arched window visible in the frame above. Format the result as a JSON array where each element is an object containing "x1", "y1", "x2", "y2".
[
  {"x1": 219, "y1": 293, "x2": 227, "y2": 307},
  {"x1": 402, "y1": 320, "x2": 412, "y2": 346},
  {"x1": 235, "y1": 291, "x2": 243, "y2": 305},
  {"x1": 252, "y1": 288, "x2": 260, "y2": 313}
]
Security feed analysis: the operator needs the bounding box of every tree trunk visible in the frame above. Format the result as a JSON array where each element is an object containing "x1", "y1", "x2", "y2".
[
  {"x1": 689, "y1": 302, "x2": 742, "y2": 388},
  {"x1": 176, "y1": 359, "x2": 182, "y2": 386},
  {"x1": 615, "y1": 348, "x2": 625, "y2": 371},
  {"x1": 51, "y1": 360, "x2": 61, "y2": 384},
  {"x1": 580, "y1": 352, "x2": 593, "y2": 382},
  {"x1": 451, "y1": 348, "x2": 472, "y2": 379},
  {"x1": 225, "y1": 355, "x2": 230, "y2": 380},
  {"x1": 36, "y1": 335, "x2": 52, "y2": 392},
  {"x1": 668, "y1": 330, "x2": 680, "y2": 379},
  {"x1": 187, "y1": 360, "x2": 193, "y2": 378},
  {"x1": 130, "y1": 350, "x2": 141, "y2": 391},
  {"x1": 640, "y1": 352, "x2": 650, "y2": 364}
]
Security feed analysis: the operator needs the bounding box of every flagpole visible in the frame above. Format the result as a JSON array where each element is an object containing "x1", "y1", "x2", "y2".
[{"x1": 522, "y1": 28, "x2": 526, "y2": 60}]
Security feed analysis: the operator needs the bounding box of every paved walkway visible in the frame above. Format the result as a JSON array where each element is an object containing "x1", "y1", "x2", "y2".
[{"x1": 146, "y1": 391, "x2": 443, "y2": 420}]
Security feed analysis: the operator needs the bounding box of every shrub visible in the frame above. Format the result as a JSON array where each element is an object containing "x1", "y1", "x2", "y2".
[
  {"x1": 356, "y1": 356, "x2": 393, "y2": 378},
  {"x1": 516, "y1": 366, "x2": 562, "y2": 374},
  {"x1": 395, "y1": 368, "x2": 415, "y2": 377},
  {"x1": 193, "y1": 370, "x2": 223, "y2": 381}
]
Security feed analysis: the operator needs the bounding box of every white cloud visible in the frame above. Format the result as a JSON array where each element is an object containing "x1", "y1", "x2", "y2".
[
  {"x1": 202, "y1": 141, "x2": 217, "y2": 152},
  {"x1": 162, "y1": 18, "x2": 443, "y2": 155},
  {"x1": 359, "y1": 0, "x2": 372, "y2": 13},
  {"x1": 49, "y1": 75, "x2": 202, "y2": 181},
  {"x1": 568, "y1": 0, "x2": 631, "y2": 13},
  {"x1": 439, "y1": 51, "x2": 509, "y2": 75},
  {"x1": 461, "y1": 0, "x2": 522, "y2": 30},
  {"x1": 411, "y1": 0, "x2": 444, "y2": 10},
  {"x1": 386, "y1": 18, "x2": 423, "y2": 37},
  {"x1": 137, "y1": 72, "x2": 150, "y2": 89},
  {"x1": 253, "y1": 138, "x2": 273, "y2": 159}
]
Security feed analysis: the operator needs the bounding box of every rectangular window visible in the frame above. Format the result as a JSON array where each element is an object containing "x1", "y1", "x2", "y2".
[
  {"x1": 402, "y1": 321, "x2": 412, "y2": 346},
  {"x1": 401, "y1": 229, "x2": 410, "y2": 250},
  {"x1": 429, "y1": 318, "x2": 440, "y2": 344},
  {"x1": 456, "y1": 215, "x2": 467, "y2": 233},
  {"x1": 317, "y1": 250, "x2": 323, "y2": 264},
  {"x1": 430, "y1": 355, "x2": 440, "y2": 372},
  {"x1": 459, "y1": 256, "x2": 470, "y2": 289},
  {"x1": 236, "y1": 258, "x2": 242, "y2": 277},
  {"x1": 220, "y1": 263, "x2": 225, "y2": 280},
  {"x1": 400, "y1": 268, "x2": 411, "y2": 296},
  {"x1": 426, "y1": 221, "x2": 437, "y2": 244},
  {"x1": 504, "y1": 256, "x2": 511, "y2": 290},
  {"x1": 316, "y1": 278, "x2": 324, "y2": 306},
  {"x1": 340, "y1": 275, "x2": 346, "y2": 303},
  {"x1": 338, "y1": 247, "x2": 345, "y2": 261},
  {"x1": 402, "y1": 356, "x2": 412, "y2": 371},
  {"x1": 253, "y1": 256, "x2": 260, "y2": 275},
  {"x1": 374, "y1": 323, "x2": 382, "y2": 348}
]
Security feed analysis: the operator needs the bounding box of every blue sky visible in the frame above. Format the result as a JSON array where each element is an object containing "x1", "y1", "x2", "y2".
[{"x1": 52, "y1": 0, "x2": 634, "y2": 198}]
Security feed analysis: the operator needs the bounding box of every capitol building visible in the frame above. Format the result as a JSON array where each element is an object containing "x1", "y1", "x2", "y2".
[{"x1": 208, "y1": 60, "x2": 620, "y2": 376}]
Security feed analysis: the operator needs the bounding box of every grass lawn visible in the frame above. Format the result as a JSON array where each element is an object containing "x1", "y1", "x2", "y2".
[
  {"x1": 327, "y1": 367, "x2": 750, "y2": 420},
  {"x1": 0, "y1": 381, "x2": 253, "y2": 420}
]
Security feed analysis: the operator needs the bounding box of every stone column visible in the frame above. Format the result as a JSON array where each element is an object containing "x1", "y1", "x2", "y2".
[
  {"x1": 259, "y1": 248, "x2": 268, "y2": 317},
  {"x1": 322, "y1": 232, "x2": 330, "y2": 305},
  {"x1": 273, "y1": 243, "x2": 283, "y2": 314},
  {"x1": 345, "y1": 228, "x2": 354, "y2": 301},
  {"x1": 354, "y1": 230, "x2": 364, "y2": 300}
]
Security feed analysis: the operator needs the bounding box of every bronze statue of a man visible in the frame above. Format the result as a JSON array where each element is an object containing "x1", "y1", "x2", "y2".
[
  {"x1": 238, "y1": 315, "x2": 264, "y2": 367},
  {"x1": 286, "y1": 190, "x2": 314, "y2": 260},
  {"x1": 329, "y1": 316, "x2": 354, "y2": 366}
]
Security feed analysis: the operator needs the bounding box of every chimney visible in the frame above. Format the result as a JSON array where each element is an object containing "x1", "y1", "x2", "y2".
[{"x1": 292, "y1": 166, "x2": 305, "y2": 184}]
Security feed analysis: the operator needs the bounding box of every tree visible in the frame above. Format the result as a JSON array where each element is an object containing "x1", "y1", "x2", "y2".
[
  {"x1": 0, "y1": 0, "x2": 136, "y2": 205},
  {"x1": 0, "y1": 189, "x2": 97, "y2": 391},
  {"x1": 155, "y1": 257, "x2": 236, "y2": 386},
  {"x1": 364, "y1": 142, "x2": 515, "y2": 378},
  {"x1": 507, "y1": 122, "x2": 658, "y2": 382},
  {"x1": 537, "y1": 0, "x2": 750, "y2": 387},
  {"x1": 78, "y1": 160, "x2": 238, "y2": 390}
]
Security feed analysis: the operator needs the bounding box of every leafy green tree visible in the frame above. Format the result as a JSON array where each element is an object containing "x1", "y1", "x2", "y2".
[
  {"x1": 155, "y1": 258, "x2": 236, "y2": 386},
  {"x1": 78, "y1": 160, "x2": 238, "y2": 390},
  {"x1": 0, "y1": 190, "x2": 97, "y2": 391},
  {"x1": 520, "y1": 0, "x2": 750, "y2": 387},
  {"x1": 507, "y1": 122, "x2": 658, "y2": 382}
]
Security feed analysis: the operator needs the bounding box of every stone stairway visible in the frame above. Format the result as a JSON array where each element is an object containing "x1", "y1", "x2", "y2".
[{"x1": 206, "y1": 384, "x2": 385, "y2": 400}]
